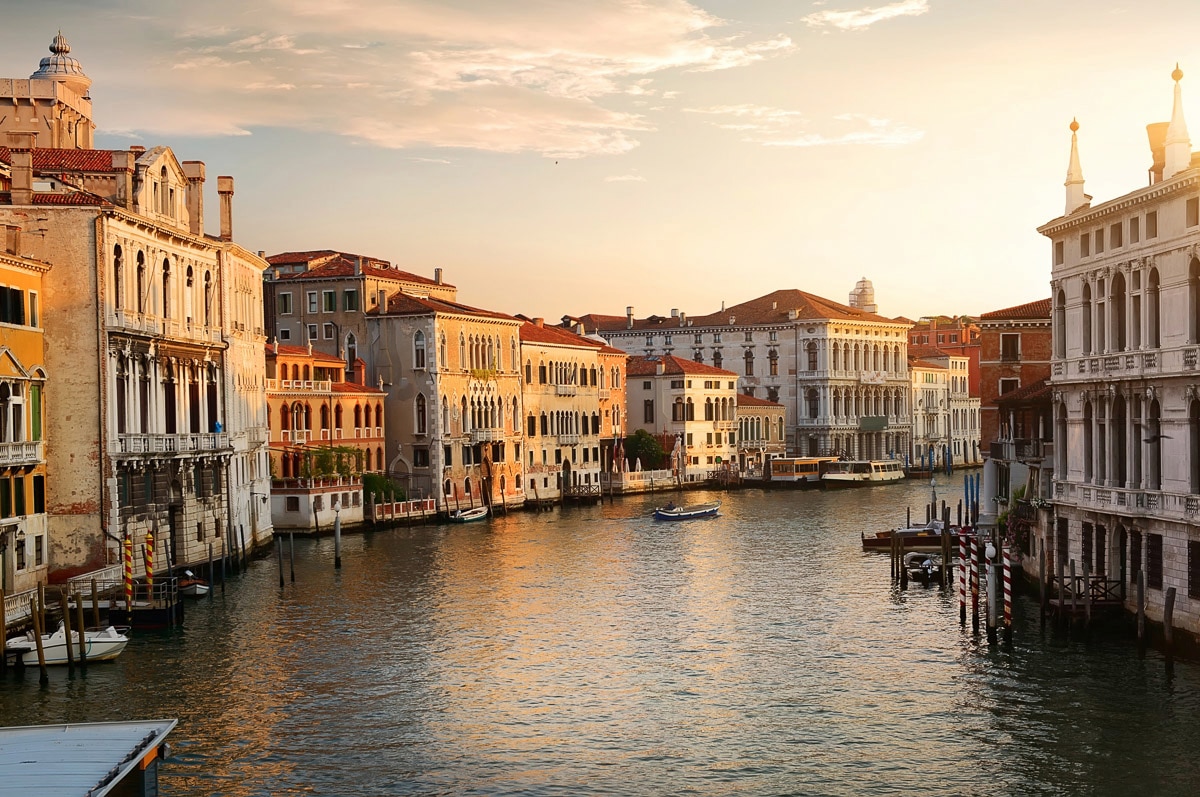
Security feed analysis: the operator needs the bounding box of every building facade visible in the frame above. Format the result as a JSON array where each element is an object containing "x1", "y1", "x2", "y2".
[
  {"x1": 907, "y1": 315, "x2": 981, "y2": 396},
  {"x1": 978, "y1": 299, "x2": 1052, "y2": 455},
  {"x1": 625, "y1": 355, "x2": 738, "y2": 480},
  {"x1": 909, "y1": 347, "x2": 979, "y2": 467},
  {"x1": 1040, "y1": 68, "x2": 1200, "y2": 634},
  {"x1": 593, "y1": 285, "x2": 912, "y2": 461},
  {"x1": 735, "y1": 393, "x2": 787, "y2": 475}
]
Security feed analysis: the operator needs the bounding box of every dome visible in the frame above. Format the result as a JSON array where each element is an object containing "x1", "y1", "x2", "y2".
[{"x1": 29, "y1": 32, "x2": 91, "y2": 97}]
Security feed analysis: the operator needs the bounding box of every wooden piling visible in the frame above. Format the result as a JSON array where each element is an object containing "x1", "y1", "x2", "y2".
[
  {"x1": 59, "y1": 592, "x2": 75, "y2": 671},
  {"x1": 277, "y1": 537, "x2": 285, "y2": 589},
  {"x1": 1039, "y1": 550, "x2": 1047, "y2": 632},
  {"x1": 30, "y1": 597, "x2": 47, "y2": 683},
  {"x1": 1164, "y1": 586, "x2": 1176, "y2": 657},
  {"x1": 73, "y1": 593, "x2": 88, "y2": 670},
  {"x1": 1081, "y1": 559, "x2": 1092, "y2": 628},
  {"x1": 1056, "y1": 556, "x2": 1066, "y2": 628},
  {"x1": 1069, "y1": 560, "x2": 1078, "y2": 626},
  {"x1": 289, "y1": 531, "x2": 296, "y2": 583},
  {"x1": 940, "y1": 528, "x2": 951, "y2": 590},
  {"x1": 37, "y1": 584, "x2": 45, "y2": 633},
  {"x1": 1137, "y1": 570, "x2": 1146, "y2": 656},
  {"x1": 207, "y1": 544, "x2": 215, "y2": 602}
]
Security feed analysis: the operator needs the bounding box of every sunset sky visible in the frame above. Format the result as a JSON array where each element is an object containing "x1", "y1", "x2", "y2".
[{"x1": 6, "y1": 0, "x2": 1200, "y2": 322}]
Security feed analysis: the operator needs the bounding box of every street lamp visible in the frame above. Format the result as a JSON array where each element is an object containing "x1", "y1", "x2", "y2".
[{"x1": 333, "y1": 498, "x2": 342, "y2": 569}]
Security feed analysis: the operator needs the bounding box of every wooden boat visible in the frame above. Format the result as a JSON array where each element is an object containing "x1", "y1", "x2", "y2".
[
  {"x1": 862, "y1": 520, "x2": 960, "y2": 552},
  {"x1": 822, "y1": 459, "x2": 905, "y2": 487},
  {"x1": 448, "y1": 506, "x2": 489, "y2": 523},
  {"x1": 178, "y1": 571, "x2": 209, "y2": 598},
  {"x1": 5, "y1": 624, "x2": 129, "y2": 665},
  {"x1": 653, "y1": 501, "x2": 720, "y2": 520},
  {"x1": 903, "y1": 551, "x2": 944, "y2": 582}
]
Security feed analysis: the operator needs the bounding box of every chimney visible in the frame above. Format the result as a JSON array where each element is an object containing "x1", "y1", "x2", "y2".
[
  {"x1": 2, "y1": 225, "x2": 20, "y2": 255},
  {"x1": 434, "y1": 267, "x2": 443, "y2": 284},
  {"x1": 217, "y1": 175, "x2": 234, "y2": 241},
  {"x1": 678, "y1": 311, "x2": 686, "y2": 327},
  {"x1": 655, "y1": 360, "x2": 664, "y2": 375},
  {"x1": 626, "y1": 306, "x2": 634, "y2": 329},
  {"x1": 377, "y1": 289, "x2": 387, "y2": 311},
  {"x1": 182, "y1": 161, "x2": 206, "y2": 237},
  {"x1": 670, "y1": 308, "x2": 678, "y2": 318},
  {"x1": 533, "y1": 317, "x2": 544, "y2": 327},
  {"x1": 306, "y1": 340, "x2": 312, "y2": 355},
  {"x1": 6, "y1": 132, "x2": 35, "y2": 205},
  {"x1": 129, "y1": 145, "x2": 145, "y2": 154},
  {"x1": 353, "y1": 358, "x2": 366, "y2": 385},
  {"x1": 257, "y1": 250, "x2": 265, "y2": 258},
  {"x1": 110, "y1": 151, "x2": 135, "y2": 210},
  {"x1": 575, "y1": 322, "x2": 585, "y2": 335},
  {"x1": 1148, "y1": 121, "x2": 1169, "y2": 184},
  {"x1": 354, "y1": 257, "x2": 362, "y2": 276}
]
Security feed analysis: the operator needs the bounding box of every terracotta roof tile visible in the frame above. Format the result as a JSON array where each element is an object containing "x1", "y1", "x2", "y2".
[
  {"x1": 0, "y1": 147, "x2": 128, "y2": 173},
  {"x1": 996, "y1": 377, "x2": 1051, "y2": 405},
  {"x1": 979, "y1": 298, "x2": 1051, "y2": 320},
  {"x1": 626, "y1": 354, "x2": 737, "y2": 378},
  {"x1": 330, "y1": 381, "x2": 385, "y2": 395},
  {"x1": 911, "y1": 358, "x2": 948, "y2": 370},
  {"x1": 266, "y1": 250, "x2": 341, "y2": 265},
  {"x1": 736, "y1": 393, "x2": 784, "y2": 408},
  {"x1": 519, "y1": 321, "x2": 604, "y2": 348},
  {"x1": 378, "y1": 291, "x2": 515, "y2": 322},
  {"x1": 274, "y1": 255, "x2": 451, "y2": 288},
  {"x1": 265, "y1": 343, "x2": 345, "y2": 364},
  {"x1": 0, "y1": 191, "x2": 107, "y2": 205}
]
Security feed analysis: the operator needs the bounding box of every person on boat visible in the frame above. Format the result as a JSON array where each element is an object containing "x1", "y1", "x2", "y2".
[{"x1": 665, "y1": 502, "x2": 675, "y2": 510}]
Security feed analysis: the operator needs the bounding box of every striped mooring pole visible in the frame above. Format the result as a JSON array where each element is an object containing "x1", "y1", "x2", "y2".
[
  {"x1": 144, "y1": 529, "x2": 155, "y2": 589},
  {"x1": 969, "y1": 533, "x2": 979, "y2": 634},
  {"x1": 959, "y1": 530, "x2": 968, "y2": 626},
  {"x1": 1003, "y1": 542, "x2": 1013, "y2": 643},
  {"x1": 123, "y1": 533, "x2": 133, "y2": 611}
]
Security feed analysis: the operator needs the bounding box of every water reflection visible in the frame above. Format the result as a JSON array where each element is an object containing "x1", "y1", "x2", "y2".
[{"x1": 3, "y1": 477, "x2": 1199, "y2": 795}]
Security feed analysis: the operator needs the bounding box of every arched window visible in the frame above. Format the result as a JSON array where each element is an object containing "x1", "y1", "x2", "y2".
[
  {"x1": 377, "y1": 446, "x2": 383, "y2": 471},
  {"x1": 414, "y1": 330, "x2": 427, "y2": 369},
  {"x1": 712, "y1": 351, "x2": 722, "y2": 370},
  {"x1": 320, "y1": 404, "x2": 330, "y2": 431},
  {"x1": 416, "y1": 394, "x2": 427, "y2": 434},
  {"x1": 1111, "y1": 272, "x2": 1128, "y2": 352},
  {"x1": 113, "y1": 245, "x2": 123, "y2": 310},
  {"x1": 1148, "y1": 269, "x2": 1161, "y2": 348},
  {"x1": 459, "y1": 333, "x2": 466, "y2": 368},
  {"x1": 1054, "y1": 288, "x2": 1067, "y2": 359},
  {"x1": 525, "y1": 360, "x2": 532, "y2": 382},
  {"x1": 302, "y1": 365, "x2": 310, "y2": 381},
  {"x1": 365, "y1": 448, "x2": 373, "y2": 471},
  {"x1": 1190, "y1": 398, "x2": 1200, "y2": 494},
  {"x1": 281, "y1": 403, "x2": 291, "y2": 431},
  {"x1": 204, "y1": 271, "x2": 213, "y2": 327},
  {"x1": 161, "y1": 258, "x2": 171, "y2": 318},
  {"x1": 184, "y1": 265, "x2": 194, "y2": 322},
  {"x1": 346, "y1": 333, "x2": 358, "y2": 373},
  {"x1": 334, "y1": 403, "x2": 343, "y2": 431},
  {"x1": 291, "y1": 364, "x2": 299, "y2": 382},
  {"x1": 806, "y1": 389, "x2": 819, "y2": 419},
  {"x1": 704, "y1": 398, "x2": 714, "y2": 421},
  {"x1": 364, "y1": 403, "x2": 373, "y2": 428},
  {"x1": 354, "y1": 404, "x2": 362, "y2": 428},
  {"x1": 376, "y1": 403, "x2": 382, "y2": 428},
  {"x1": 136, "y1": 251, "x2": 146, "y2": 313},
  {"x1": 1081, "y1": 281, "x2": 1093, "y2": 355},
  {"x1": 744, "y1": 349, "x2": 754, "y2": 376},
  {"x1": 1190, "y1": 259, "x2": 1200, "y2": 344},
  {"x1": 439, "y1": 332, "x2": 447, "y2": 365},
  {"x1": 511, "y1": 338, "x2": 517, "y2": 372},
  {"x1": 1083, "y1": 400, "x2": 1093, "y2": 483}
]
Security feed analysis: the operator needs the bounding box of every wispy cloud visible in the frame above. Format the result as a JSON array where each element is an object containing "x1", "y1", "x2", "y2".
[
  {"x1": 802, "y1": 0, "x2": 929, "y2": 30},
  {"x1": 109, "y1": 0, "x2": 795, "y2": 159},
  {"x1": 605, "y1": 173, "x2": 646, "y2": 182},
  {"x1": 687, "y1": 105, "x2": 922, "y2": 147}
]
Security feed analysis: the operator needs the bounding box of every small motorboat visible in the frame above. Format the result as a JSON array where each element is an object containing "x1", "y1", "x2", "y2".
[
  {"x1": 5, "y1": 624, "x2": 129, "y2": 665},
  {"x1": 448, "y1": 506, "x2": 489, "y2": 523},
  {"x1": 653, "y1": 501, "x2": 720, "y2": 521},
  {"x1": 178, "y1": 570, "x2": 209, "y2": 598},
  {"x1": 904, "y1": 551, "x2": 944, "y2": 582}
]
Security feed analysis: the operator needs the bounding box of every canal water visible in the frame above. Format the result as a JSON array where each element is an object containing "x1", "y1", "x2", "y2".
[{"x1": 4, "y1": 477, "x2": 1200, "y2": 796}]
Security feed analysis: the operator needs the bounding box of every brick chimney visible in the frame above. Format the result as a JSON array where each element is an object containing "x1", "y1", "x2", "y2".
[
  {"x1": 353, "y1": 358, "x2": 366, "y2": 385},
  {"x1": 182, "y1": 161, "x2": 205, "y2": 237},
  {"x1": 533, "y1": 317, "x2": 544, "y2": 327},
  {"x1": 626, "y1": 306, "x2": 634, "y2": 329},
  {"x1": 434, "y1": 267, "x2": 443, "y2": 284},
  {"x1": 111, "y1": 151, "x2": 135, "y2": 210},
  {"x1": 6, "y1": 132, "x2": 35, "y2": 206},
  {"x1": 217, "y1": 175, "x2": 234, "y2": 241}
]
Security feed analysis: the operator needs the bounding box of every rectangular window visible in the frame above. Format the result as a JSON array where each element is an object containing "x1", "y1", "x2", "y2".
[
  {"x1": 443, "y1": 446, "x2": 452, "y2": 466},
  {"x1": 1054, "y1": 240, "x2": 1064, "y2": 265},
  {"x1": 30, "y1": 384, "x2": 41, "y2": 441},
  {"x1": 744, "y1": 331, "x2": 753, "y2": 342},
  {"x1": 1110, "y1": 223, "x2": 1123, "y2": 249},
  {"x1": 769, "y1": 331, "x2": 778, "y2": 342},
  {"x1": 664, "y1": 334, "x2": 672, "y2": 345},
  {"x1": 1130, "y1": 216, "x2": 1140, "y2": 243},
  {"x1": 34, "y1": 535, "x2": 42, "y2": 566},
  {"x1": 1080, "y1": 232, "x2": 1090, "y2": 257},
  {"x1": 344, "y1": 289, "x2": 360, "y2": 311},
  {"x1": 279, "y1": 328, "x2": 291, "y2": 341},
  {"x1": 14, "y1": 476, "x2": 25, "y2": 516},
  {"x1": 1094, "y1": 229, "x2": 1104, "y2": 254},
  {"x1": 323, "y1": 323, "x2": 335, "y2": 340},
  {"x1": 15, "y1": 535, "x2": 24, "y2": 569},
  {"x1": 196, "y1": 522, "x2": 205, "y2": 542},
  {"x1": 706, "y1": 433, "x2": 713, "y2": 445},
  {"x1": 1082, "y1": 523, "x2": 1093, "y2": 572},
  {"x1": 643, "y1": 381, "x2": 652, "y2": 390},
  {"x1": 540, "y1": 415, "x2": 548, "y2": 435},
  {"x1": 1189, "y1": 197, "x2": 1200, "y2": 227},
  {"x1": 28, "y1": 292, "x2": 38, "y2": 327},
  {"x1": 307, "y1": 324, "x2": 318, "y2": 341},
  {"x1": 323, "y1": 290, "x2": 337, "y2": 312},
  {"x1": 0, "y1": 480, "x2": 10, "y2": 518},
  {"x1": 0, "y1": 287, "x2": 26, "y2": 325},
  {"x1": 1147, "y1": 211, "x2": 1158, "y2": 238},
  {"x1": 1000, "y1": 333, "x2": 1020, "y2": 361},
  {"x1": 999, "y1": 378, "x2": 1019, "y2": 395},
  {"x1": 307, "y1": 291, "x2": 319, "y2": 313},
  {"x1": 695, "y1": 334, "x2": 703, "y2": 344},
  {"x1": 1148, "y1": 533, "x2": 1163, "y2": 590},
  {"x1": 643, "y1": 400, "x2": 654, "y2": 423},
  {"x1": 1130, "y1": 531, "x2": 1142, "y2": 585},
  {"x1": 713, "y1": 333, "x2": 722, "y2": 343},
  {"x1": 686, "y1": 433, "x2": 693, "y2": 446},
  {"x1": 413, "y1": 447, "x2": 429, "y2": 467},
  {"x1": 670, "y1": 380, "x2": 684, "y2": 389},
  {"x1": 33, "y1": 475, "x2": 44, "y2": 514},
  {"x1": 285, "y1": 496, "x2": 300, "y2": 512}
]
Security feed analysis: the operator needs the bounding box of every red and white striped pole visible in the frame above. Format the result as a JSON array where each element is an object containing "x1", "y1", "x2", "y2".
[
  {"x1": 970, "y1": 533, "x2": 979, "y2": 634},
  {"x1": 1003, "y1": 542, "x2": 1013, "y2": 643},
  {"x1": 959, "y1": 530, "x2": 968, "y2": 626}
]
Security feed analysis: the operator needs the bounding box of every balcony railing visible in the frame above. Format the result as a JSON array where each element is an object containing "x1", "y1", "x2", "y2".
[
  {"x1": 557, "y1": 432, "x2": 580, "y2": 444},
  {"x1": 0, "y1": 440, "x2": 43, "y2": 466},
  {"x1": 470, "y1": 427, "x2": 504, "y2": 443},
  {"x1": 118, "y1": 432, "x2": 231, "y2": 454},
  {"x1": 713, "y1": 419, "x2": 737, "y2": 431},
  {"x1": 282, "y1": 429, "x2": 309, "y2": 444},
  {"x1": 555, "y1": 384, "x2": 578, "y2": 396},
  {"x1": 266, "y1": 379, "x2": 333, "y2": 392}
]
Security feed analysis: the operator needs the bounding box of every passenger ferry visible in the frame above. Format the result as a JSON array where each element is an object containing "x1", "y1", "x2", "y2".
[
  {"x1": 769, "y1": 457, "x2": 838, "y2": 486},
  {"x1": 821, "y1": 459, "x2": 905, "y2": 488}
]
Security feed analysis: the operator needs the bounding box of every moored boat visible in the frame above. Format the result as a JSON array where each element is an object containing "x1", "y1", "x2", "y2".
[
  {"x1": 862, "y1": 520, "x2": 960, "y2": 552},
  {"x1": 653, "y1": 501, "x2": 720, "y2": 521},
  {"x1": 448, "y1": 506, "x2": 489, "y2": 523},
  {"x1": 903, "y1": 551, "x2": 944, "y2": 582},
  {"x1": 822, "y1": 459, "x2": 905, "y2": 487},
  {"x1": 178, "y1": 571, "x2": 210, "y2": 598},
  {"x1": 5, "y1": 624, "x2": 129, "y2": 665}
]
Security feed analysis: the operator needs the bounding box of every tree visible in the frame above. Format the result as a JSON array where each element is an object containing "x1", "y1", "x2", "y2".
[{"x1": 624, "y1": 429, "x2": 666, "y2": 470}]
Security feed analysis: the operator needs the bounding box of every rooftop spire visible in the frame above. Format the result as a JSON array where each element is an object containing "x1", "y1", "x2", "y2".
[
  {"x1": 29, "y1": 31, "x2": 91, "y2": 97},
  {"x1": 1065, "y1": 118, "x2": 1087, "y2": 215},
  {"x1": 1165, "y1": 63, "x2": 1191, "y2": 178}
]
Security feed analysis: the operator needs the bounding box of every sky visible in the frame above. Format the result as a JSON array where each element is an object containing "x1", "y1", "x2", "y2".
[{"x1": 6, "y1": 0, "x2": 1200, "y2": 323}]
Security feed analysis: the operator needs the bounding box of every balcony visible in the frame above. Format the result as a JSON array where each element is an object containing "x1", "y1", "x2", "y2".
[
  {"x1": 0, "y1": 440, "x2": 43, "y2": 466},
  {"x1": 282, "y1": 429, "x2": 309, "y2": 444},
  {"x1": 118, "y1": 432, "x2": 231, "y2": 455},
  {"x1": 1015, "y1": 439, "x2": 1052, "y2": 463},
  {"x1": 266, "y1": 379, "x2": 332, "y2": 392},
  {"x1": 555, "y1": 384, "x2": 578, "y2": 396},
  {"x1": 557, "y1": 432, "x2": 580, "y2": 444},
  {"x1": 713, "y1": 419, "x2": 737, "y2": 431},
  {"x1": 597, "y1": 388, "x2": 611, "y2": 400},
  {"x1": 470, "y1": 427, "x2": 504, "y2": 443}
]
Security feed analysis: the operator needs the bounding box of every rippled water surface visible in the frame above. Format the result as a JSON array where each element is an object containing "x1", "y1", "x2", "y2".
[{"x1": 4, "y1": 478, "x2": 1200, "y2": 796}]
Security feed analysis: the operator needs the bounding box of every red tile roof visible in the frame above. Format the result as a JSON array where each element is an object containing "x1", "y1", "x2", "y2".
[
  {"x1": 979, "y1": 298, "x2": 1051, "y2": 320},
  {"x1": 626, "y1": 354, "x2": 737, "y2": 378},
  {"x1": 996, "y1": 377, "x2": 1051, "y2": 405},
  {"x1": 736, "y1": 393, "x2": 784, "y2": 408},
  {"x1": 0, "y1": 191, "x2": 108, "y2": 205},
  {"x1": 331, "y1": 381, "x2": 385, "y2": 395},
  {"x1": 273, "y1": 254, "x2": 450, "y2": 288},
  {"x1": 266, "y1": 250, "x2": 342, "y2": 265},
  {"x1": 911, "y1": 358, "x2": 948, "y2": 370},
  {"x1": 519, "y1": 320, "x2": 604, "y2": 348},
  {"x1": 590, "y1": 289, "x2": 904, "y2": 332},
  {"x1": 265, "y1": 343, "x2": 346, "y2": 364},
  {"x1": 377, "y1": 291, "x2": 516, "y2": 322},
  {"x1": 0, "y1": 147, "x2": 128, "y2": 173},
  {"x1": 908, "y1": 345, "x2": 957, "y2": 360}
]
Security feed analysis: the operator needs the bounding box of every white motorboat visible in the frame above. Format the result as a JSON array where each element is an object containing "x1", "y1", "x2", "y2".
[
  {"x1": 448, "y1": 506, "x2": 489, "y2": 523},
  {"x1": 178, "y1": 570, "x2": 210, "y2": 598},
  {"x1": 821, "y1": 459, "x2": 905, "y2": 487},
  {"x1": 903, "y1": 551, "x2": 944, "y2": 582},
  {"x1": 5, "y1": 624, "x2": 129, "y2": 665}
]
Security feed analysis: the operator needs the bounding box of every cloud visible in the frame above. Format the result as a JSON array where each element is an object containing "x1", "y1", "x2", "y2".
[
  {"x1": 687, "y1": 105, "x2": 922, "y2": 147},
  {"x1": 87, "y1": 0, "x2": 794, "y2": 158},
  {"x1": 801, "y1": 0, "x2": 929, "y2": 30},
  {"x1": 605, "y1": 174, "x2": 646, "y2": 182}
]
